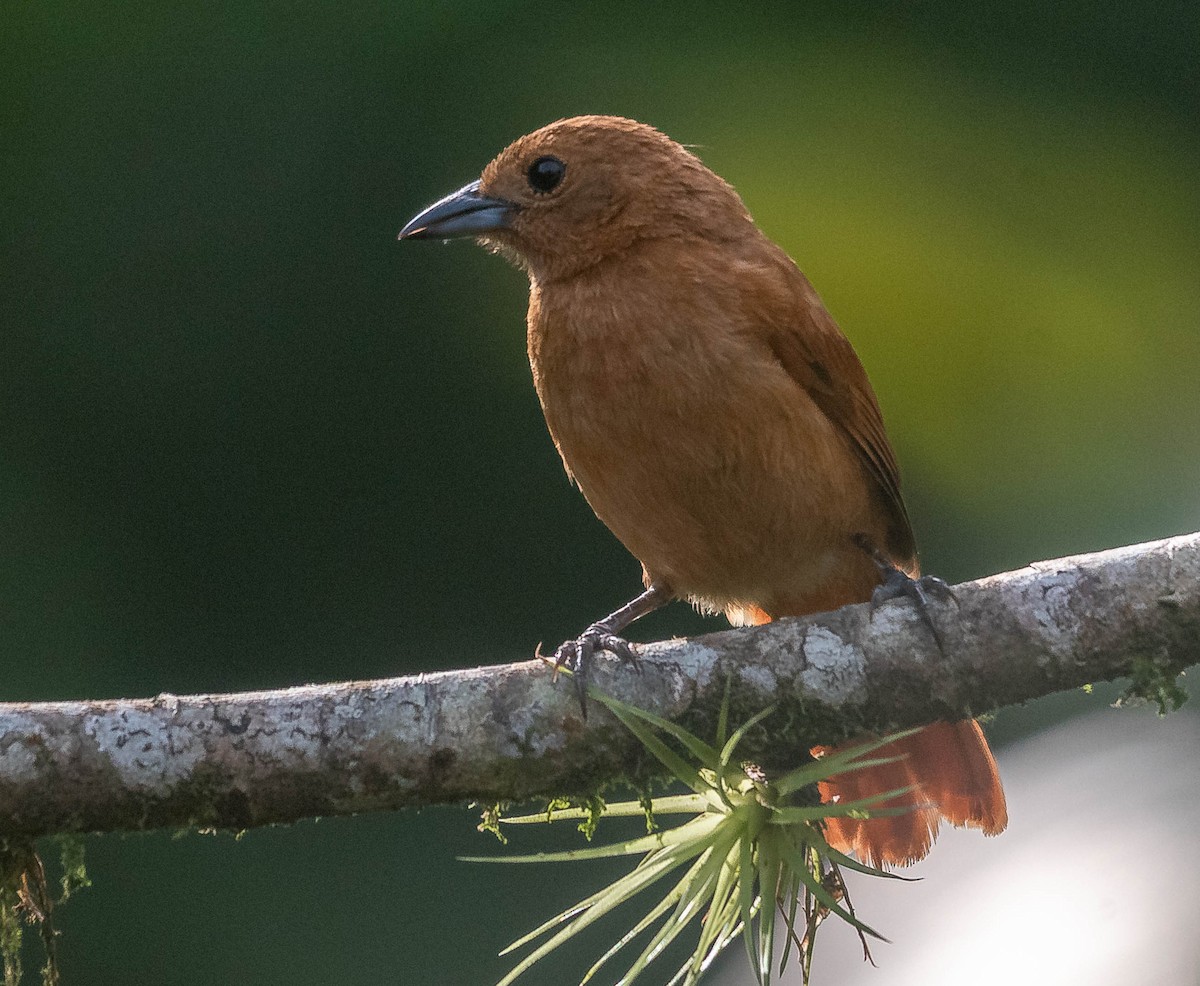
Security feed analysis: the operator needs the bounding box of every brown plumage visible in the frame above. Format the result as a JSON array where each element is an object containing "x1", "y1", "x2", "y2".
[{"x1": 400, "y1": 115, "x2": 1006, "y2": 866}]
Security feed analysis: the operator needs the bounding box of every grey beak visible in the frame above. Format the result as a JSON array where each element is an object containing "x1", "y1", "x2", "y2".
[{"x1": 398, "y1": 180, "x2": 517, "y2": 240}]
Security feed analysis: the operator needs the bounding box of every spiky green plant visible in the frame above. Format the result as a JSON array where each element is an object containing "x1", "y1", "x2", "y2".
[{"x1": 466, "y1": 689, "x2": 918, "y2": 986}]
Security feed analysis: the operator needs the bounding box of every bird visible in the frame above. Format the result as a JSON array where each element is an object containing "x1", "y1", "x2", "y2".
[{"x1": 399, "y1": 115, "x2": 1006, "y2": 867}]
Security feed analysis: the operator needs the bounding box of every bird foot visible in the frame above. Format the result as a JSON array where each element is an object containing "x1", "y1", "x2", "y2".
[
  {"x1": 548, "y1": 626, "x2": 640, "y2": 718},
  {"x1": 870, "y1": 569, "x2": 955, "y2": 652}
]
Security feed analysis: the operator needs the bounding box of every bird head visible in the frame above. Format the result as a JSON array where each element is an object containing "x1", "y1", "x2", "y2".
[{"x1": 399, "y1": 115, "x2": 754, "y2": 281}]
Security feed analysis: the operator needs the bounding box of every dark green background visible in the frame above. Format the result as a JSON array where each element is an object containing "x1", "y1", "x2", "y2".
[{"x1": 2, "y1": 2, "x2": 1197, "y2": 983}]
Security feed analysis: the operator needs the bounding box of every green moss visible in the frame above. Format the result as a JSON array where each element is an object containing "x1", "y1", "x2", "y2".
[
  {"x1": 0, "y1": 835, "x2": 88, "y2": 986},
  {"x1": 53, "y1": 838, "x2": 89, "y2": 905},
  {"x1": 638, "y1": 789, "x2": 659, "y2": 834},
  {"x1": 476, "y1": 803, "x2": 509, "y2": 845},
  {"x1": 0, "y1": 895, "x2": 21, "y2": 986},
  {"x1": 576, "y1": 795, "x2": 605, "y2": 842},
  {"x1": 1118, "y1": 656, "x2": 1188, "y2": 716}
]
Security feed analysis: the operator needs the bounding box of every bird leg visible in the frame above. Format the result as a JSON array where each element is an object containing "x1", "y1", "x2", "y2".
[
  {"x1": 551, "y1": 582, "x2": 673, "y2": 716},
  {"x1": 851, "y1": 534, "x2": 955, "y2": 652}
]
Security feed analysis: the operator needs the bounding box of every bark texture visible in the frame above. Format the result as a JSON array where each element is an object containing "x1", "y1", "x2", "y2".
[{"x1": 1, "y1": 533, "x2": 1196, "y2": 837}]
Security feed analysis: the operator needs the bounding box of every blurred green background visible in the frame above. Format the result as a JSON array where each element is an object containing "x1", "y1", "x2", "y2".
[{"x1": 1, "y1": 1, "x2": 1197, "y2": 983}]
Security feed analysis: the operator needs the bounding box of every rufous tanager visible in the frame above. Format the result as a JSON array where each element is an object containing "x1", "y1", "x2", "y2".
[{"x1": 400, "y1": 115, "x2": 1006, "y2": 866}]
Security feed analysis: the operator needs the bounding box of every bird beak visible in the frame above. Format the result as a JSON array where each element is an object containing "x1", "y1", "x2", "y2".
[{"x1": 398, "y1": 180, "x2": 517, "y2": 241}]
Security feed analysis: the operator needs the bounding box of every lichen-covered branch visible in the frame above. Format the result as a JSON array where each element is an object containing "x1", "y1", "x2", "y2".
[{"x1": 1, "y1": 533, "x2": 1197, "y2": 838}]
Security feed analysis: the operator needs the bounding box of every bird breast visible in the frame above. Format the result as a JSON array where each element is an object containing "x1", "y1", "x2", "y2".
[{"x1": 525, "y1": 242, "x2": 876, "y2": 616}]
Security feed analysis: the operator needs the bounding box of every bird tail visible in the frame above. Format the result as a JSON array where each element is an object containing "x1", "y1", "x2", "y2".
[
  {"x1": 738, "y1": 607, "x2": 1007, "y2": 867},
  {"x1": 814, "y1": 720, "x2": 1007, "y2": 867}
]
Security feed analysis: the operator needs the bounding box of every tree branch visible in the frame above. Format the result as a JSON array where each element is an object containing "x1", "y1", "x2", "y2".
[{"x1": 1, "y1": 532, "x2": 1197, "y2": 838}]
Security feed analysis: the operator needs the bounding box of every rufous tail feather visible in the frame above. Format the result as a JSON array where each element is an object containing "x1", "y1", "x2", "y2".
[{"x1": 740, "y1": 607, "x2": 1007, "y2": 867}]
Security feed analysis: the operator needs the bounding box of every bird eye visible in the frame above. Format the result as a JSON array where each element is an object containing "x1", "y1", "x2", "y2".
[{"x1": 527, "y1": 156, "x2": 566, "y2": 194}]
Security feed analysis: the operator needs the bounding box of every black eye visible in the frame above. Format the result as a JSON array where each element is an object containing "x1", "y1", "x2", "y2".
[{"x1": 527, "y1": 156, "x2": 566, "y2": 194}]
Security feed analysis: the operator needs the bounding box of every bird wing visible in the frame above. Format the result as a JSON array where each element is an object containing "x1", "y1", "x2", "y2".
[{"x1": 753, "y1": 257, "x2": 917, "y2": 567}]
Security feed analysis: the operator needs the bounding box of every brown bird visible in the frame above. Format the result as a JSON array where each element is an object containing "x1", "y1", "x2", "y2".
[{"x1": 399, "y1": 115, "x2": 1006, "y2": 867}]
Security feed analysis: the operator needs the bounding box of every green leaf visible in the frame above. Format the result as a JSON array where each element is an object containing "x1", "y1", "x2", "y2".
[
  {"x1": 690, "y1": 841, "x2": 740, "y2": 974},
  {"x1": 615, "y1": 826, "x2": 742, "y2": 986},
  {"x1": 819, "y1": 846, "x2": 919, "y2": 882},
  {"x1": 773, "y1": 752, "x2": 908, "y2": 797},
  {"x1": 767, "y1": 786, "x2": 917, "y2": 822},
  {"x1": 462, "y1": 812, "x2": 725, "y2": 865},
  {"x1": 580, "y1": 853, "x2": 711, "y2": 984},
  {"x1": 777, "y1": 866, "x2": 803, "y2": 974},
  {"x1": 689, "y1": 877, "x2": 745, "y2": 983},
  {"x1": 738, "y1": 823, "x2": 760, "y2": 983},
  {"x1": 599, "y1": 701, "x2": 713, "y2": 794},
  {"x1": 591, "y1": 691, "x2": 721, "y2": 772},
  {"x1": 493, "y1": 838, "x2": 718, "y2": 986},
  {"x1": 774, "y1": 728, "x2": 921, "y2": 797},
  {"x1": 718, "y1": 705, "x2": 777, "y2": 775},
  {"x1": 715, "y1": 674, "x2": 732, "y2": 750},
  {"x1": 755, "y1": 838, "x2": 781, "y2": 985},
  {"x1": 777, "y1": 842, "x2": 889, "y2": 943}
]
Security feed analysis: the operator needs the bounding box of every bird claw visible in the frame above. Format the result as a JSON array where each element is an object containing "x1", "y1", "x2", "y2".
[
  {"x1": 551, "y1": 626, "x2": 640, "y2": 718},
  {"x1": 870, "y1": 570, "x2": 955, "y2": 652}
]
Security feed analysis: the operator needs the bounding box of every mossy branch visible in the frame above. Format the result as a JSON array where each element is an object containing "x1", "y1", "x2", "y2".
[{"x1": 1, "y1": 532, "x2": 1197, "y2": 838}]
